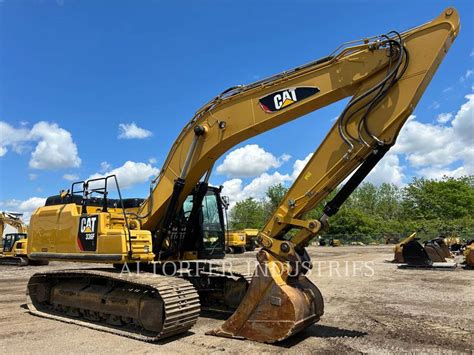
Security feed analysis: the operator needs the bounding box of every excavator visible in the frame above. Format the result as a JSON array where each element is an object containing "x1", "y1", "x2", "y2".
[
  {"x1": 25, "y1": 8, "x2": 459, "y2": 343},
  {"x1": 0, "y1": 211, "x2": 30, "y2": 266},
  {"x1": 0, "y1": 211, "x2": 49, "y2": 266}
]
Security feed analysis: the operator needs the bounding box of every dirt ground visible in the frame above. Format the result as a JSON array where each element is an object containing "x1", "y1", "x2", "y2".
[{"x1": 0, "y1": 246, "x2": 472, "y2": 354}]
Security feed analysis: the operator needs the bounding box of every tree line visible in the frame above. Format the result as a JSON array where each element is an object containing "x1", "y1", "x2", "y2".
[{"x1": 228, "y1": 176, "x2": 474, "y2": 244}]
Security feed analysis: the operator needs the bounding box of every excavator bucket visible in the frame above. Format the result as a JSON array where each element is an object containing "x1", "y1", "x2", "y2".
[
  {"x1": 208, "y1": 256, "x2": 324, "y2": 343},
  {"x1": 424, "y1": 238, "x2": 452, "y2": 262},
  {"x1": 402, "y1": 239, "x2": 433, "y2": 267},
  {"x1": 401, "y1": 238, "x2": 457, "y2": 269},
  {"x1": 391, "y1": 232, "x2": 417, "y2": 263}
]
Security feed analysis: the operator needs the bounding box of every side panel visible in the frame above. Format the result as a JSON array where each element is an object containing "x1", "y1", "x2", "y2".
[{"x1": 28, "y1": 204, "x2": 154, "y2": 263}]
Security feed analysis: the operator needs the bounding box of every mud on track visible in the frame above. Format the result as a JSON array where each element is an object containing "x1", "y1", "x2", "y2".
[{"x1": 0, "y1": 246, "x2": 472, "y2": 353}]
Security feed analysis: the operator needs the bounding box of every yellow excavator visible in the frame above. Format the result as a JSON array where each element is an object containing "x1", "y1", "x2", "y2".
[
  {"x1": 0, "y1": 212, "x2": 30, "y2": 266},
  {"x1": 25, "y1": 8, "x2": 459, "y2": 343},
  {"x1": 0, "y1": 211, "x2": 49, "y2": 266},
  {"x1": 226, "y1": 229, "x2": 259, "y2": 253},
  {"x1": 225, "y1": 230, "x2": 246, "y2": 254}
]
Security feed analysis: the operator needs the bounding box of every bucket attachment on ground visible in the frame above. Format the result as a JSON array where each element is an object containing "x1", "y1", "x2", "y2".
[
  {"x1": 400, "y1": 238, "x2": 457, "y2": 269},
  {"x1": 391, "y1": 232, "x2": 417, "y2": 263},
  {"x1": 208, "y1": 251, "x2": 324, "y2": 343},
  {"x1": 402, "y1": 239, "x2": 433, "y2": 267},
  {"x1": 424, "y1": 237, "x2": 452, "y2": 262}
]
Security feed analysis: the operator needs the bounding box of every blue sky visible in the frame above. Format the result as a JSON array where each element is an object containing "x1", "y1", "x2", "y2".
[{"x1": 0, "y1": 0, "x2": 473, "y2": 219}]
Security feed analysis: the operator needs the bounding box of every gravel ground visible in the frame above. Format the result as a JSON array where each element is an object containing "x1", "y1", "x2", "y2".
[{"x1": 0, "y1": 245, "x2": 472, "y2": 354}]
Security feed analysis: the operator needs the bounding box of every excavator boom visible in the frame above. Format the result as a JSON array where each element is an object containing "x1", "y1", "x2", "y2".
[{"x1": 210, "y1": 8, "x2": 460, "y2": 342}]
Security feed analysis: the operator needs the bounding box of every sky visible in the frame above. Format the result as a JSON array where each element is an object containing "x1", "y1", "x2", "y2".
[{"x1": 0, "y1": 0, "x2": 473, "y2": 223}]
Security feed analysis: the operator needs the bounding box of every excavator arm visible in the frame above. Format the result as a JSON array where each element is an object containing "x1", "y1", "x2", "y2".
[{"x1": 0, "y1": 212, "x2": 28, "y2": 236}]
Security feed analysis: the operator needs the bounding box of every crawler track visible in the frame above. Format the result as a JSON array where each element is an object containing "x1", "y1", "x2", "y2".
[
  {"x1": 0, "y1": 256, "x2": 28, "y2": 266},
  {"x1": 26, "y1": 269, "x2": 200, "y2": 342}
]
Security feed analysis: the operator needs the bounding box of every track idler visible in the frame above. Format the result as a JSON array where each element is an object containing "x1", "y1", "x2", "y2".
[{"x1": 208, "y1": 250, "x2": 324, "y2": 343}]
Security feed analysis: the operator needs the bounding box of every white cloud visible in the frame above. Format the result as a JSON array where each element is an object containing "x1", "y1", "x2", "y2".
[
  {"x1": 148, "y1": 157, "x2": 157, "y2": 164},
  {"x1": 29, "y1": 122, "x2": 81, "y2": 169},
  {"x1": 63, "y1": 173, "x2": 79, "y2": 181},
  {"x1": 216, "y1": 144, "x2": 290, "y2": 178},
  {"x1": 416, "y1": 166, "x2": 468, "y2": 180},
  {"x1": 0, "y1": 197, "x2": 47, "y2": 224},
  {"x1": 451, "y1": 94, "x2": 474, "y2": 145},
  {"x1": 222, "y1": 172, "x2": 292, "y2": 209},
  {"x1": 88, "y1": 161, "x2": 159, "y2": 189},
  {"x1": 442, "y1": 87, "x2": 453, "y2": 93},
  {"x1": 100, "y1": 161, "x2": 111, "y2": 172},
  {"x1": 118, "y1": 122, "x2": 152, "y2": 139},
  {"x1": 393, "y1": 94, "x2": 474, "y2": 177},
  {"x1": 0, "y1": 121, "x2": 81, "y2": 170},
  {"x1": 221, "y1": 151, "x2": 316, "y2": 209},
  {"x1": 0, "y1": 121, "x2": 30, "y2": 155},
  {"x1": 436, "y1": 112, "x2": 453, "y2": 124},
  {"x1": 366, "y1": 153, "x2": 405, "y2": 186},
  {"x1": 393, "y1": 116, "x2": 452, "y2": 167},
  {"x1": 28, "y1": 173, "x2": 38, "y2": 181}
]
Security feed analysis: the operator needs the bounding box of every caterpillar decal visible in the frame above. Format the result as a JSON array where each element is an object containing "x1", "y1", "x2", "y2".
[
  {"x1": 77, "y1": 215, "x2": 98, "y2": 251},
  {"x1": 258, "y1": 87, "x2": 320, "y2": 113}
]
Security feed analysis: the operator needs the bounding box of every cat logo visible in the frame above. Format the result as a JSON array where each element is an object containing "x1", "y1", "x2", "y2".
[
  {"x1": 80, "y1": 216, "x2": 96, "y2": 233},
  {"x1": 77, "y1": 215, "x2": 98, "y2": 251},
  {"x1": 258, "y1": 87, "x2": 320, "y2": 113}
]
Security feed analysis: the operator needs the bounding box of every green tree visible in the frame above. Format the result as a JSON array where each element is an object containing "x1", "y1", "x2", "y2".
[
  {"x1": 229, "y1": 198, "x2": 265, "y2": 230},
  {"x1": 347, "y1": 182, "x2": 378, "y2": 215},
  {"x1": 263, "y1": 183, "x2": 288, "y2": 221},
  {"x1": 226, "y1": 176, "x2": 474, "y2": 242},
  {"x1": 401, "y1": 176, "x2": 474, "y2": 220},
  {"x1": 376, "y1": 183, "x2": 402, "y2": 220}
]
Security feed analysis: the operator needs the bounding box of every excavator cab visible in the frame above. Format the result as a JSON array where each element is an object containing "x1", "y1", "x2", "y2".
[
  {"x1": 181, "y1": 185, "x2": 226, "y2": 259},
  {"x1": 2, "y1": 233, "x2": 27, "y2": 253}
]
